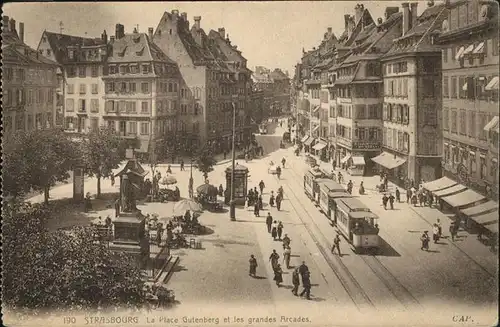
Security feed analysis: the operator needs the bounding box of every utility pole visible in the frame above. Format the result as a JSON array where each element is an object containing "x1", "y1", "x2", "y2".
[{"x1": 229, "y1": 100, "x2": 237, "y2": 221}]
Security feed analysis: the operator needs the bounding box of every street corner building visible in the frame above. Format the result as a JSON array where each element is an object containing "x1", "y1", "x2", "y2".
[{"x1": 2, "y1": 16, "x2": 60, "y2": 137}]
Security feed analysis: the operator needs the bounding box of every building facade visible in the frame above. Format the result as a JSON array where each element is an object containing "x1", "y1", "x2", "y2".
[
  {"x1": 436, "y1": 0, "x2": 499, "y2": 199},
  {"x1": 3, "y1": 16, "x2": 59, "y2": 137},
  {"x1": 380, "y1": 2, "x2": 447, "y2": 185},
  {"x1": 269, "y1": 69, "x2": 291, "y2": 115},
  {"x1": 102, "y1": 27, "x2": 182, "y2": 157}
]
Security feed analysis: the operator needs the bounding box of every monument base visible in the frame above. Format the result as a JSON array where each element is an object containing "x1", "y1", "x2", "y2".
[{"x1": 110, "y1": 210, "x2": 149, "y2": 268}]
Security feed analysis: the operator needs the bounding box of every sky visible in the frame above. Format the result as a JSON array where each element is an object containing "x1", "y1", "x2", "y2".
[{"x1": 3, "y1": 1, "x2": 438, "y2": 75}]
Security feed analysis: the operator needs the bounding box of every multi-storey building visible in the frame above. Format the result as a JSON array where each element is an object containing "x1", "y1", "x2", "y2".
[
  {"x1": 378, "y1": 2, "x2": 447, "y2": 185},
  {"x1": 102, "y1": 26, "x2": 182, "y2": 157},
  {"x1": 252, "y1": 66, "x2": 276, "y2": 121},
  {"x1": 37, "y1": 29, "x2": 108, "y2": 134},
  {"x1": 269, "y1": 69, "x2": 291, "y2": 115},
  {"x1": 250, "y1": 87, "x2": 265, "y2": 125},
  {"x1": 333, "y1": 6, "x2": 402, "y2": 175},
  {"x1": 2, "y1": 16, "x2": 59, "y2": 137},
  {"x1": 153, "y1": 10, "x2": 252, "y2": 151},
  {"x1": 436, "y1": 0, "x2": 499, "y2": 199}
]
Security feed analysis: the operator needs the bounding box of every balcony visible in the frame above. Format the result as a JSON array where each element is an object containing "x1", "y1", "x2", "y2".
[{"x1": 76, "y1": 109, "x2": 88, "y2": 116}]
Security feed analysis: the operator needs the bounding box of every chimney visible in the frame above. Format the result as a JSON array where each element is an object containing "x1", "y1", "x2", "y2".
[
  {"x1": 410, "y1": 3, "x2": 418, "y2": 29},
  {"x1": 402, "y1": 3, "x2": 410, "y2": 35},
  {"x1": 133, "y1": 27, "x2": 138, "y2": 34},
  {"x1": 385, "y1": 7, "x2": 400, "y2": 20},
  {"x1": 193, "y1": 16, "x2": 201, "y2": 29},
  {"x1": 19, "y1": 22, "x2": 24, "y2": 42},
  {"x1": 354, "y1": 4, "x2": 364, "y2": 23},
  {"x1": 110, "y1": 36, "x2": 115, "y2": 43},
  {"x1": 2, "y1": 16, "x2": 9, "y2": 32},
  {"x1": 115, "y1": 24, "x2": 121, "y2": 39},
  {"x1": 148, "y1": 27, "x2": 154, "y2": 39},
  {"x1": 101, "y1": 29, "x2": 108, "y2": 43},
  {"x1": 344, "y1": 15, "x2": 350, "y2": 32},
  {"x1": 9, "y1": 18, "x2": 16, "y2": 34},
  {"x1": 327, "y1": 27, "x2": 332, "y2": 34},
  {"x1": 226, "y1": 34, "x2": 230, "y2": 44},
  {"x1": 171, "y1": 9, "x2": 179, "y2": 16},
  {"x1": 181, "y1": 12, "x2": 187, "y2": 20},
  {"x1": 218, "y1": 27, "x2": 225, "y2": 39}
]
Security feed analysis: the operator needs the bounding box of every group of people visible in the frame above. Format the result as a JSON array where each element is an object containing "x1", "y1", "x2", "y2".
[
  {"x1": 420, "y1": 218, "x2": 445, "y2": 251},
  {"x1": 247, "y1": 181, "x2": 285, "y2": 216},
  {"x1": 406, "y1": 185, "x2": 435, "y2": 208}
]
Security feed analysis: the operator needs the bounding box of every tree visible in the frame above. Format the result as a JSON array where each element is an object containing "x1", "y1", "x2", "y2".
[
  {"x1": 81, "y1": 127, "x2": 127, "y2": 198},
  {"x1": 3, "y1": 128, "x2": 80, "y2": 204},
  {"x1": 195, "y1": 146, "x2": 217, "y2": 180},
  {"x1": 2, "y1": 199, "x2": 146, "y2": 312}
]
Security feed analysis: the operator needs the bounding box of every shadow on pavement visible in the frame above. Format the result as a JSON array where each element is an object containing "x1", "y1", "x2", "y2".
[
  {"x1": 425, "y1": 249, "x2": 440, "y2": 253},
  {"x1": 309, "y1": 297, "x2": 326, "y2": 302},
  {"x1": 172, "y1": 265, "x2": 188, "y2": 272},
  {"x1": 372, "y1": 236, "x2": 401, "y2": 257},
  {"x1": 253, "y1": 275, "x2": 267, "y2": 280},
  {"x1": 280, "y1": 285, "x2": 294, "y2": 290}
]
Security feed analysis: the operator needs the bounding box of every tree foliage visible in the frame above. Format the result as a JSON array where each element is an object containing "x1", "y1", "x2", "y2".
[
  {"x1": 2, "y1": 200, "x2": 146, "y2": 312},
  {"x1": 2, "y1": 128, "x2": 80, "y2": 203},
  {"x1": 195, "y1": 146, "x2": 216, "y2": 179},
  {"x1": 81, "y1": 127, "x2": 127, "y2": 197}
]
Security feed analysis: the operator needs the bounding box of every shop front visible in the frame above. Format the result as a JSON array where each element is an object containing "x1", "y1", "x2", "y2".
[
  {"x1": 348, "y1": 155, "x2": 365, "y2": 176},
  {"x1": 312, "y1": 139, "x2": 328, "y2": 162},
  {"x1": 371, "y1": 151, "x2": 408, "y2": 187},
  {"x1": 303, "y1": 136, "x2": 315, "y2": 153}
]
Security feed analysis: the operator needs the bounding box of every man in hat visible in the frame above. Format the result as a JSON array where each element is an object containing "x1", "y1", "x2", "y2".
[
  {"x1": 299, "y1": 271, "x2": 311, "y2": 300},
  {"x1": 331, "y1": 234, "x2": 342, "y2": 256},
  {"x1": 266, "y1": 213, "x2": 273, "y2": 233},
  {"x1": 291, "y1": 268, "x2": 300, "y2": 296}
]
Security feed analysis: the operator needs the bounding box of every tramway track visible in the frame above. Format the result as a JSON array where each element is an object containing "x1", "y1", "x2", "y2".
[
  {"x1": 284, "y1": 164, "x2": 422, "y2": 310},
  {"x1": 273, "y1": 171, "x2": 374, "y2": 310}
]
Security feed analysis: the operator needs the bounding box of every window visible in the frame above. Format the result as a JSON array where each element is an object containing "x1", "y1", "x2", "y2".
[
  {"x1": 120, "y1": 82, "x2": 127, "y2": 92},
  {"x1": 66, "y1": 98, "x2": 74, "y2": 112},
  {"x1": 491, "y1": 159, "x2": 498, "y2": 179},
  {"x1": 66, "y1": 84, "x2": 74, "y2": 94},
  {"x1": 105, "y1": 100, "x2": 115, "y2": 113},
  {"x1": 173, "y1": 83, "x2": 178, "y2": 92},
  {"x1": 79, "y1": 84, "x2": 87, "y2": 95},
  {"x1": 443, "y1": 49, "x2": 448, "y2": 63},
  {"x1": 469, "y1": 111, "x2": 476, "y2": 139},
  {"x1": 480, "y1": 156, "x2": 486, "y2": 179},
  {"x1": 106, "y1": 82, "x2": 115, "y2": 92},
  {"x1": 141, "y1": 82, "x2": 149, "y2": 93},
  {"x1": 65, "y1": 117, "x2": 75, "y2": 130},
  {"x1": 118, "y1": 101, "x2": 126, "y2": 113},
  {"x1": 443, "y1": 107, "x2": 449, "y2": 131},
  {"x1": 90, "y1": 117, "x2": 99, "y2": 131},
  {"x1": 91, "y1": 83, "x2": 98, "y2": 94},
  {"x1": 142, "y1": 64, "x2": 150, "y2": 74},
  {"x1": 451, "y1": 76, "x2": 457, "y2": 98},
  {"x1": 492, "y1": 38, "x2": 499, "y2": 56},
  {"x1": 78, "y1": 66, "x2": 86, "y2": 78},
  {"x1": 78, "y1": 99, "x2": 86, "y2": 112},
  {"x1": 128, "y1": 121, "x2": 137, "y2": 135},
  {"x1": 129, "y1": 82, "x2": 136, "y2": 92},
  {"x1": 68, "y1": 50, "x2": 75, "y2": 60},
  {"x1": 67, "y1": 66, "x2": 76, "y2": 78},
  {"x1": 479, "y1": 113, "x2": 488, "y2": 140},
  {"x1": 443, "y1": 77, "x2": 449, "y2": 98},
  {"x1": 459, "y1": 109, "x2": 466, "y2": 135},
  {"x1": 120, "y1": 65, "x2": 129, "y2": 74},
  {"x1": 140, "y1": 122, "x2": 149, "y2": 135},
  {"x1": 91, "y1": 65, "x2": 99, "y2": 77},
  {"x1": 458, "y1": 76, "x2": 467, "y2": 99},
  {"x1": 126, "y1": 101, "x2": 137, "y2": 113},
  {"x1": 90, "y1": 99, "x2": 99, "y2": 113},
  {"x1": 451, "y1": 109, "x2": 457, "y2": 133},
  {"x1": 109, "y1": 65, "x2": 117, "y2": 74},
  {"x1": 141, "y1": 101, "x2": 149, "y2": 113}
]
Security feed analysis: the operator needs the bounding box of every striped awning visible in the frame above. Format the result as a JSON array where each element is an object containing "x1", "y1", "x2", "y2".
[
  {"x1": 483, "y1": 116, "x2": 499, "y2": 132},
  {"x1": 485, "y1": 76, "x2": 499, "y2": 91},
  {"x1": 371, "y1": 152, "x2": 406, "y2": 170}
]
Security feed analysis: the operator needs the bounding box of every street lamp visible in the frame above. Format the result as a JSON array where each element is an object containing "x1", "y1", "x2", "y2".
[{"x1": 230, "y1": 98, "x2": 238, "y2": 221}]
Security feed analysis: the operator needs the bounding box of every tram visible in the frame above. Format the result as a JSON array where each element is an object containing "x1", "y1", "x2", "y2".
[
  {"x1": 316, "y1": 179, "x2": 346, "y2": 209},
  {"x1": 323, "y1": 191, "x2": 352, "y2": 223},
  {"x1": 304, "y1": 168, "x2": 326, "y2": 200},
  {"x1": 333, "y1": 197, "x2": 380, "y2": 252}
]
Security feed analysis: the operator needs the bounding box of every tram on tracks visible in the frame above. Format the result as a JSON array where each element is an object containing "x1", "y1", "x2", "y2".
[
  {"x1": 304, "y1": 167, "x2": 326, "y2": 200},
  {"x1": 316, "y1": 179, "x2": 346, "y2": 210},
  {"x1": 333, "y1": 197, "x2": 380, "y2": 252}
]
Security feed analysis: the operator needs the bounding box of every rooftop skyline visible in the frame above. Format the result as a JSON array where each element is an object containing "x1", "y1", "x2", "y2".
[{"x1": 3, "y1": 1, "x2": 440, "y2": 74}]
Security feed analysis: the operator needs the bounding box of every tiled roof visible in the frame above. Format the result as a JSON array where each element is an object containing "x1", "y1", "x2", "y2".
[
  {"x1": 108, "y1": 33, "x2": 175, "y2": 63},
  {"x1": 2, "y1": 29, "x2": 58, "y2": 66},
  {"x1": 42, "y1": 31, "x2": 104, "y2": 63},
  {"x1": 270, "y1": 69, "x2": 289, "y2": 80}
]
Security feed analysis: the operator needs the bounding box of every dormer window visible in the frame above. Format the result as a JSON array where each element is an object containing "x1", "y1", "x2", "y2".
[
  {"x1": 142, "y1": 64, "x2": 150, "y2": 74},
  {"x1": 133, "y1": 36, "x2": 141, "y2": 43},
  {"x1": 68, "y1": 50, "x2": 74, "y2": 59}
]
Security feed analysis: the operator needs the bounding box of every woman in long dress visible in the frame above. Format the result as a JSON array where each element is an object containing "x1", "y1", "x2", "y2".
[
  {"x1": 271, "y1": 221, "x2": 278, "y2": 241},
  {"x1": 249, "y1": 255, "x2": 258, "y2": 277},
  {"x1": 273, "y1": 264, "x2": 283, "y2": 287}
]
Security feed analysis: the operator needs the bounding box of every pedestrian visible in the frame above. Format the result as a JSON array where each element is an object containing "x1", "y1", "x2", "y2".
[
  {"x1": 218, "y1": 184, "x2": 224, "y2": 197},
  {"x1": 449, "y1": 223, "x2": 457, "y2": 242},
  {"x1": 395, "y1": 188, "x2": 400, "y2": 203},
  {"x1": 411, "y1": 193, "x2": 418, "y2": 207},
  {"x1": 436, "y1": 219, "x2": 442, "y2": 237},
  {"x1": 428, "y1": 192, "x2": 434, "y2": 207},
  {"x1": 254, "y1": 187, "x2": 259, "y2": 197},
  {"x1": 114, "y1": 197, "x2": 120, "y2": 217},
  {"x1": 248, "y1": 189, "x2": 254, "y2": 206},
  {"x1": 418, "y1": 191, "x2": 424, "y2": 207},
  {"x1": 337, "y1": 172, "x2": 343, "y2": 184},
  {"x1": 180, "y1": 159, "x2": 185, "y2": 171},
  {"x1": 282, "y1": 157, "x2": 286, "y2": 168},
  {"x1": 273, "y1": 264, "x2": 283, "y2": 287},
  {"x1": 298, "y1": 261, "x2": 309, "y2": 278},
  {"x1": 111, "y1": 174, "x2": 115, "y2": 186},
  {"x1": 271, "y1": 221, "x2": 278, "y2": 240},
  {"x1": 389, "y1": 193, "x2": 395, "y2": 210},
  {"x1": 266, "y1": 213, "x2": 273, "y2": 233},
  {"x1": 347, "y1": 180, "x2": 353, "y2": 194},
  {"x1": 382, "y1": 194, "x2": 388, "y2": 210},
  {"x1": 432, "y1": 223, "x2": 440, "y2": 243},
  {"x1": 383, "y1": 174, "x2": 388, "y2": 188},
  {"x1": 277, "y1": 221, "x2": 284, "y2": 240},
  {"x1": 406, "y1": 188, "x2": 411, "y2": 203},
  {"x1": 282, "y1": 234, "x2": 291, "y2": 249},
  {"x1": 269, "y1": 191, "x2": 275, "y2": 207},
  {"x1": 258, "y1": 195, "x2": 263, "y2": 210},
  {"x1": 167, "y1": 165, "x2": 172, "y2": 174},
  {"x1": 359, "y1": 181, "x2": 365, "y2": 195},
  {"x1": 283, "y1": 246, "x2": 291, "y2": 269},
  {"x1": 259, "y1": 180, "x2": 265, "y2": 194},
  {"x1": 331, "y1": 234, "x2": 342, "y2": 256},
  {"x1": 291, "y1": 268, "x2": 300, "y2": 296},
  {"x1": 380, "y1": 171, "x2": 384, "y2": 182},
  {"x1": 249, "y1": 255, "x2": 258, "y2": 277},
  {"x1": 276, "y1": 166, "x2": 281, "y2": 179},
  {"x1": 421, "y1": 231, "x2": 430, "y2": 251},
  {"x1": 276, "y1": 194, "x2": 282, "y2": 211},
  {"x1": 299, "y1": 271, "x2": 311, "y2": 300},
  {"x1": 254, "y1": 201, "x2": 260, "y2": 217},
  {"x1": 269, "y1": 250, "x2": 280, "y2": 269}
]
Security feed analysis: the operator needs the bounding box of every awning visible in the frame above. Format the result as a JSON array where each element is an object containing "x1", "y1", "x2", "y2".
[
  {"x1": 313, "y1": 142, "x2": 327, "y2": 151},
  {"x1": 455, "y1": 46, "x2": 465, "y2": 60},
  {"x1": 461, "y1": 201, "x2": 499, "y2": 217},
  {"x1": 422, "y1": 176, "x2": 458, "y2": 192},
  {"x1": 484, "y1": 222, "x2": 498, "y2": 234},
  {"x1": 441, "y1": 189, "x2": 486, "y2": 208},
  {"x1": 371, "y1": 152, "x2": 406, "y2": 170},
  {"x1": 483, "y1": 116, "x2": 499, "y2": 132},
  {"x1": 304, "y1": 137, "x2": 315, "y2": 146},
  {"x1": 433, "y1": 184, "x2": 467, "y2": 198},
  {"x1": 352, "y1": 156, "x2": 365, "y2": 166},
  {"x1": 471, "y1": 211, "x2": 499, "y2": 226},
  {"x1": 485, "y1": 76, "x2": 499, "y2": 91},
  {"x1": 312, "y1": 105, "x2": 320, "y2": 113},
  {"x1": 462, "y1": 44, "x2": 474, "y2": 56},
  {"x1": 473, "y1": 41, "x2": 485, "y2": 54},
  {"x1": 312, "y1": 125, "x2": 320, "y2": 133},
  {"x1": 301, "y1": 135, "x2": 310, "y2": 143},
  {"x1": 341, "y1": 154, "x2": 351, "y2": 164}
]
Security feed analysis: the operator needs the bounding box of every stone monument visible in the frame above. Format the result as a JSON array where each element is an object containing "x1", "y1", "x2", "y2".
[{"x1": 109, "y1": 149, "x2": 149, "y2": 267}]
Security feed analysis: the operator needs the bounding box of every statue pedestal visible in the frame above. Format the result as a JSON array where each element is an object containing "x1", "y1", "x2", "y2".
[{"x1": 109, "y1": 210, "x2": 149, "y2": 267}]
